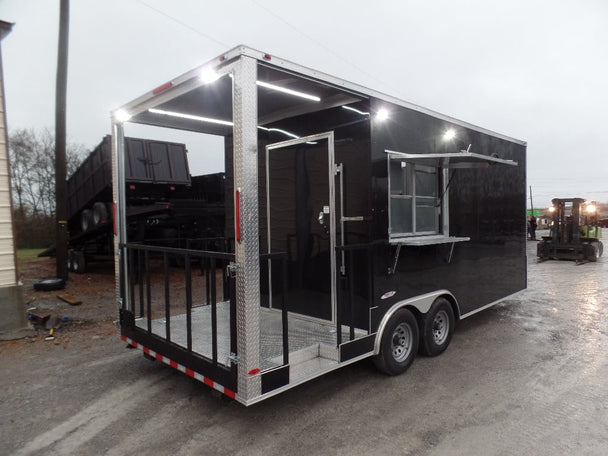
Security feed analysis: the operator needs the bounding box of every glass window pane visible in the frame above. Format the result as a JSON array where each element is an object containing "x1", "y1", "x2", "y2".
[
  {"x1": 416, "y1": 202, "x2": 438, "y2": 232},
  {"x1": 389, "y1": 160, "x2": 403, "y2": 194},
  {"x1": 390, "y1": 197, "x2": 412, "y2": 234},
  {"x1": 415, "y1": 168, "x2": 437, "y2": 197}
]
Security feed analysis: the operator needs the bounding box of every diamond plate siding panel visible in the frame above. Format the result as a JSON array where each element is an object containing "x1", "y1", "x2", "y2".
[
  {"x1": 233, "y1": 56, "x2": 262, "y2": 402},
  {"x1": 112, "y1": 125, "x2": 126, "y2": 311}
]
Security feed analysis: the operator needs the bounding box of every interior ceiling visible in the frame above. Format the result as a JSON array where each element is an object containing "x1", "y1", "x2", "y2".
[{"x1": 130, "y1": 63, "x2": 364, "y2": 136}]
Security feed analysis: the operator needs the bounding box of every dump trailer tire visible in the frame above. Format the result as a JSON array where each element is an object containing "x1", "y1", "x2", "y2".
[
  {"x1": 92, "y1": 202, "x2": 109, "y2": 226},
  {"x1": 67, "y1": 250, "x2": 75, "y2": 272},
  {"x1": 73, "y1": 251, "x2": 86, "y2": 274},
  {"x1": 419, "y1": 297, "x2": 455, "y2": 357},
  {"x1": 373, "y1": 308, "x2": 419, "y2": 375},
  {"x1": 81, "y1": 209, "x2": 93, "y2": 232}
]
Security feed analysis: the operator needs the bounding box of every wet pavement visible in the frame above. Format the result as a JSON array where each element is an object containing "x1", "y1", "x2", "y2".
[{"x1": 1, "y1": 231, "x2": 607, "y2": 455}]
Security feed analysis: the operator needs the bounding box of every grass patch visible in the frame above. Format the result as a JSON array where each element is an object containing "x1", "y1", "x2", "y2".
[{"x1": 17, "y1": 249, "x2": 44, "y2": 264}]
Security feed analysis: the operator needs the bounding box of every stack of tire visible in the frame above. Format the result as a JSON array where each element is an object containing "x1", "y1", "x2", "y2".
[{"x1": 68, "y1": 202, "x2": 110, "y2": 274}]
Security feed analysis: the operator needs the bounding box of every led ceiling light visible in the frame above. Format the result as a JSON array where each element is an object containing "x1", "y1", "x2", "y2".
[
  {"x1": 148, "y1": 108, "x2": 233, "y2": 126},
  {"x1": 256, "y1": 80, "x2": 320, "y2": 102},
  {"x1": 200, "y1": 68, "x2": 222, "y2": 84},
  {"x1": 148, "y1": 109, "x2": 315, "y2": 143},
  {"x1": 114, "y1": 109, "x2": 132, "y2": 122},
  {"x1": 342, "y1": 105, "x2": 370, "y2": 116},
  {"x1": 443, "y1": 128, "x2": 456, "y2": 141},
  {"x1": 376, "y1": 108, "x2": 389, "y2": 121}
]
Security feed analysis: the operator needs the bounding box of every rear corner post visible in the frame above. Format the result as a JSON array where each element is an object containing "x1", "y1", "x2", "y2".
[{"x1": 233, "y1": 55, "x2": 261, "y2": 402}]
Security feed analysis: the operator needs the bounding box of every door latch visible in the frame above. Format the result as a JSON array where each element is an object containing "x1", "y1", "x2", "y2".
[{"x1": 227, "y1": 262, "x2": 240, "y2": 278}]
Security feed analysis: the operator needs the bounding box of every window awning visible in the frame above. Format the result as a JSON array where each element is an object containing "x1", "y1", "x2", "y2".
[{"x1": 386, "y1": 150, "x2": 518, "y2": 168}]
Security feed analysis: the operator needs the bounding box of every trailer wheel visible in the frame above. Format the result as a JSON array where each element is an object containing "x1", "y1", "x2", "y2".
[
  {"x1": 373, "y1": 308, "x2": 419, "y2": 375},
  {"x1": 81, "y1": 209, "x2": 94, "y2": 232},
  {"x1": 73, "y1": 251, "x2": 86, "y2": 274},
  {"x1": 92, "y1": 202, "x2": 109, "y2": 226},
  {"x1": 419, "y1": 297, "x2": 455, "y2": 357},
  {"x1": 67, "y1": 250, "x2": 75, "y2": 272}
]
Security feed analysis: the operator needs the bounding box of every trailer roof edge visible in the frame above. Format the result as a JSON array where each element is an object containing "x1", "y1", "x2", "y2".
[{"x1": 112, "y1": 45, "x2": 527, "y2": 146}]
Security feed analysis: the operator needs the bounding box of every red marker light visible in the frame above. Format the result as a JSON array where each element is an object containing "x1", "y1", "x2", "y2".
[
  {"x1": 248, "y1": 368, "x2": 260, "y2": 375},
  {"x1": 170, "y1": 186, "x2": 175, "y2": 191},
  {"x1": 129, "y1": 184, "x2": 136, "y2": 190},
  {"x1": 219, "y1": 55, "x2": 226, "y2": 62},
  {"x1": 153, "y1": 81, "x2": 173, "y2": 94},
  {"x1": 263, "y1": 53, "x2": 271, "y2": 60},
  {"x1": 235, "y1": 188, "x2": 241, "y2": 243}
]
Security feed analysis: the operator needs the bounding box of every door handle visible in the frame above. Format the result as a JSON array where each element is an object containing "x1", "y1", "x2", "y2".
[{"x1": 318, "y1": 211, "x2": 325, "y2": 226}]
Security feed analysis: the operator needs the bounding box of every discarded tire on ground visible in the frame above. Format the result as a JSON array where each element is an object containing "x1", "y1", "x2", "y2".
[{"x1": 33, "y1": 278, "x2": 66, "y2": 292}]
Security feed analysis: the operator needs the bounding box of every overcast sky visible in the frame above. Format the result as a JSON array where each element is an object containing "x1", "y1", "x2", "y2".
[{"x1": 1, "y1": 0, "x2": 607, "y2": 208}]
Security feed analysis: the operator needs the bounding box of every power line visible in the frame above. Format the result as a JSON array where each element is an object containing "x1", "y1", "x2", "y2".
[
  {"x1": 135, "y1": 0, "x2": 231, "y2": 49},
  {"x1": 249, "y1": 0, "x2": 405, "y2": 98}
]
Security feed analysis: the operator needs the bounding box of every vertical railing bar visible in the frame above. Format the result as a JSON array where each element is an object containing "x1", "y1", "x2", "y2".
[
  {"x1": 129, "y1": 247, "x2": 135, "y2": 315},
  {"x1": 367, "y1": 245, "x2": 374, "y2": 334},
  {"x1": 281, "y1": 256, "x2": 289, "y2": 365},
  {"x1": 164, "y1": 251, "x2": 171, "y2": 342},
  {"x1": 336, "y1": 248, "x2": 342, "y2": 346},
  {"x1": 146, "y1": 249, "x2": 152, "y2": 334},
  {"x1": 185, "y1": 254, "x2": 192, "y2": 353},
  {"x1": 138, "y1": 249, "x2": 144, "y2": 318},
  {"x1": 348, "y1": 250, "x2": 355, "y2": 341},
  {"x1": 205, "y1": 256, "x2": 210, "y2": 305},
  {"x1": 210, "y1": 256, "x2": 218, "y2": 365},
  {"x1": 200, "y1": 240, "x2": 206, "y2": 276}
]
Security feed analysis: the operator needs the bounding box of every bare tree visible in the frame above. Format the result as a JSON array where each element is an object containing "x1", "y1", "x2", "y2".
[{"x1": 8, "y1": 127, "x2": 84, "y2": 217}]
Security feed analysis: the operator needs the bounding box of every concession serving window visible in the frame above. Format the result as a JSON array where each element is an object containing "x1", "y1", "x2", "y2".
[{"x1": 386, "y1": 150, "x2": 518, "y2": 246}]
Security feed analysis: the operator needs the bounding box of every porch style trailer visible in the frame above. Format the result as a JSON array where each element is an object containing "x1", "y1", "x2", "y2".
[{"x1": 112, "y1": 46, "x2": 527, "y2": 406}]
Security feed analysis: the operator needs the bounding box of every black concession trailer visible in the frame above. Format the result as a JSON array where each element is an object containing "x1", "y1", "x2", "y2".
[{"x1": 112, "y1": 46, "x2": 527, "y2": 405}]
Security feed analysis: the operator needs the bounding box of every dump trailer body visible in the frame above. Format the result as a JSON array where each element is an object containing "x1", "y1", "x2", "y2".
[
  {"x1": 65, "y1": 135, "x2": 226, "y2": 272},
  {"x1": 113, "y1": 46, "x2": 527, "y2": 405},
  {"x1": 67, "y1": 135, "x2": 191, "y2": 230}
]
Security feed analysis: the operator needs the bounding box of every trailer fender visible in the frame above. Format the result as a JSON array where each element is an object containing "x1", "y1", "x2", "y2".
[{"x1": 373, "y1": 290, "x2": 459, "y2": 356}]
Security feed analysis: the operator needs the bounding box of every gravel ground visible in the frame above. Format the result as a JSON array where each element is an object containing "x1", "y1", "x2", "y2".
[{"x1": 1, "y1": 232, "x2": 607, "y2": 455}]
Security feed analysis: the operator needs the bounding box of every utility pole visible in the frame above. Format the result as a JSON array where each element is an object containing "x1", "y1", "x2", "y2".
[
  {"x1": 55, "y1": 0, "x2": 69, "y2": 280},
  {"x1": 529, "y1": 185, "x2": 534, "y2": 214}
]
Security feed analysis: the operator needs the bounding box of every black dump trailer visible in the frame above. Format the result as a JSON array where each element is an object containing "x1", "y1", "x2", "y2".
[
  {"x1": 112, "y1": 46, "x2": 527, "y2": 405},
  {"x1": 66, "y1": 135, "x2": 224, "y2": 272}
]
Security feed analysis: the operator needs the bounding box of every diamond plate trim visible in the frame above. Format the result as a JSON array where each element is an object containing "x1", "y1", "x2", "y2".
[
  {"x1": 233, "y1": 56, "x2": 262, "y2": 401},
  {"x1": 112, "y1": 124, "x2": 127, "y2": 311}
]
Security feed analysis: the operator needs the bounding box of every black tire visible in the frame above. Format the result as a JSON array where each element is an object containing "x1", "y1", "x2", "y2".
[
  {"x1": 33, "y1": 278, "x2": 66, "y2": 292},
  {"x1": 73, "y1": 251, "x2": 86, "y2": 274},
  {"x1": 373, "y1": 308, "x2": 419, "y2": 376},
  {"x1": 419, "y1": 297, "x2": 455, "y2": 356},
  {"x1": 67, "y1": 250, "x2": 75, "y2": 272},
  {"x1": 92, "y1": 202, "x2": 109, "y2": 226},
  {"x1": 81, "y1": 209, "x2": 93, "y2": 232}
]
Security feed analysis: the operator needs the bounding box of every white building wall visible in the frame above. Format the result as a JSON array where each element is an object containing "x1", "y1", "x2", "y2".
[{"x1": 0, "y1": 67, "x2": 16, "y2": 287}]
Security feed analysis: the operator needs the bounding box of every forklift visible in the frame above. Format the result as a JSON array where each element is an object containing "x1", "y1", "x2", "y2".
[{"x1": 537, "y1": 198, "x2": 603, "y2": 262}]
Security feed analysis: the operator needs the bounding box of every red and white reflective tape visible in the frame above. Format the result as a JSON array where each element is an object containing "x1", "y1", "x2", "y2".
[{"x1": 121, "y1": 335, "x2": 236, "y2": 400}]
